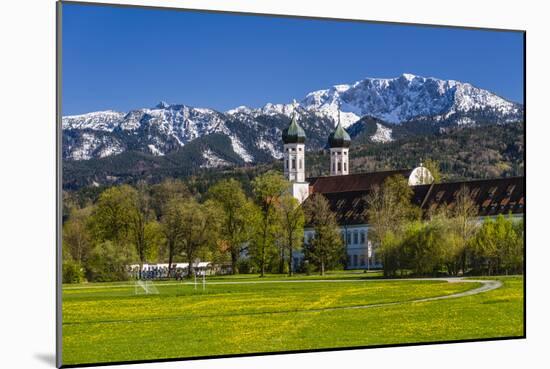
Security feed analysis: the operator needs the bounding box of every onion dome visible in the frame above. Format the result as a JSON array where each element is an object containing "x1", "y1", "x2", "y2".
[
  {"x1": 328, "y1": 121, "x2": 351, "y2": 148},
  {"x1": 282, "y1": 114, "x2": 306, "y2": 144}
]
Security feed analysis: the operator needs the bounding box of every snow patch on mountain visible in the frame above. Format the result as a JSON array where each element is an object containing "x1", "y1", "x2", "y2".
[
  {"x1": 201, "y1": 149, "x2": 231, "y2": 168},
  {"x1": 98, "y1": 143, "x2": 125, "y2": 158},
  {"x1": 147, "y1": 144, "x2": 164, "y2": 156},
  {"x1": 229, "y1": 135, "x2": 253, "y2": 162},
  {"x1": 63, "y1": 110, "x2": 125, "y2": 132},
  {"x1": 370, "y1": 123, "x2": 394, "y2": 143},
  {"x1": 66, "y1": 133, "x2": 124, "y2": 160},
  {"x1": 455, "y1": 117, "x2": 476, "y2": 126},
  {"x1": 257, "y1": 138, "x2": 283, "y2": 159},
  {"x1": 226, "y1": 105, "x2": 253, "y2": 115}
]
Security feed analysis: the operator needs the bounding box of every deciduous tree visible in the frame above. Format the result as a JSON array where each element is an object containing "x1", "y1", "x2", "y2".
[
  {"x1": 62, "y1": 206, "x2": 93, "y2": 265},
  {"x1": 277, "y1": 194, "x2": 305, "y2": 276},
  {"x1": 208, "y1": 179, "x2": 256, "y2": 274},
  {"x1": 88, "y1": 185, "x2": 136, "y2": 258},
  {"x1": 251, "y1": 171, "x2": 287, "y2": 277},
  {"x1": 450, "y1": 185, "x2": 478, "y2": 275},
  {"x1": 160, "y1": 198, "x2": 185, "y2": 276},
  {"x1": 178, "y1": 199, "x2": 221, "y2": 277},
  {"x1": 365, "y1": 175, "x2": 420, "y2": 276},
  {"x1": 303, "y1": 193, "x2": 343, "y2": 275}
]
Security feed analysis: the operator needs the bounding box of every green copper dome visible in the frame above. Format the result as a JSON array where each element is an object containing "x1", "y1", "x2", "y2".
[
  {"x1": 282, "y1": 114, "x2": 306, "y2": 144},
  {"x1": 328, "y1": 122, "x2": 351, "y2": 148}
]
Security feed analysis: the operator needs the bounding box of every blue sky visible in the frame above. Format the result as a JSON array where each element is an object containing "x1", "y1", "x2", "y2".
[{"x1": 62, "y1": 3, "x2": 524, "y2": 115}]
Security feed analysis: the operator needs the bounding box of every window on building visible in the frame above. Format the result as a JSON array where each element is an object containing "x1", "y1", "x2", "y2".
[
  {"x1": 291, "y1": 158, "x2": 296, "y2": 169},
  {"x1": 344, "y1": 162, "x2": 347, "y2": 171},
  {"x1": 344, "y1": 151, "x2": 347, "y2": 155},
  {"x1": 346, "y1": 232, "x2": 351, "y2": 244},
  {"x1": 353, "y1": 231, "x2": 359, "y2": 244},
  {"x1": 360, "y1": 231, "x2": 365, "y2": 244},
  {"x1": 353, "y1": 255, "x2": 358, "y2": 266},
  {"x1": 360, "y1": 255, "x2": 365, "y2": 266},
  {"x1": 338, "y1": 162, "x2": 342, "y2": 171},
  {"x1": 299, "y1": 147, "x2": 302, "y2": 151}
]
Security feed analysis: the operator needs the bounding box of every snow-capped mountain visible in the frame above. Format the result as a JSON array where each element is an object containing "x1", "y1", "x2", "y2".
[
  {"x1": 297, "y1": 73, "x2": 521, "y2": 126},
  {"x1": 62, "y1": 73, "x2": 523, "y2": 164}
]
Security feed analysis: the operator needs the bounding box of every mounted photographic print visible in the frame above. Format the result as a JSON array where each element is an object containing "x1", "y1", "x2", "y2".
[{"x1": 57, "y1": 1, "x2": 525, "y2": 367}]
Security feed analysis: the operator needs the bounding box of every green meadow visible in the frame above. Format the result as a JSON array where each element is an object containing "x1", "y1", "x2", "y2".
[{"x1": 61, "y1": 274, "x2": 524, "y2": 365}]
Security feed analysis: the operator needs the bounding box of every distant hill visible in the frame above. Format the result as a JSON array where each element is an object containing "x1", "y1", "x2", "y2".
[{"x1": 63, "y1": 122, "x2": 524, "y2": 190}]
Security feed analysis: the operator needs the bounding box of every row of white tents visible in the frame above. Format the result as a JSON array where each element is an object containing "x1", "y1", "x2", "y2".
[{"x1": 128, "y1": 262, "x2": 213, "y2": 271}]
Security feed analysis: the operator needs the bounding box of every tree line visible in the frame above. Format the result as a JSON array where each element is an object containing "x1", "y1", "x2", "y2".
[
  {"x1": 62, "y1": 171, "x2": 344, "y2": 283},
  {"x1": 366, "y1": 176, "x2": 524, "y2": 277},
  {"x1": 62, "y1": 171, "x2": 524, "y2": 284}
]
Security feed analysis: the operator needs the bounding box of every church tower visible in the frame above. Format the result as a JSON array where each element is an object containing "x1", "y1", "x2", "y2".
[
  {"x1": 282, "y1": 112, "x2": 306, "y2": 182},
  {"x1": 282, "y1": 107, "x2": 309, "y2": 202},
  {"x1": 328, "y1": 110, "x2": 351, "y2": 176}
]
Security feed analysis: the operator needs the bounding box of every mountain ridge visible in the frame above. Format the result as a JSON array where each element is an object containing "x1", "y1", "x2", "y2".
[{"x1": 62, "y1": 73, "x2": 523, "y2": 164}]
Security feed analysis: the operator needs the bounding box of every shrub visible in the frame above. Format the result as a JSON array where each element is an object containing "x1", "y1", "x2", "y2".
[
  {"x1": 63, "y1": 260, "x2": 84, "y2": 284},
  {"x1": 85, "y1": 241, "x2": 132, "y2": 282},
  {"x1": 235, "y1": 257, "x2": 254, "y2": 274}
]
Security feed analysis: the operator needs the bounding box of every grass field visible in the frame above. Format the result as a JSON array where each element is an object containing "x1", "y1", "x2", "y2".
[{"x1": 61, "y1": 273, "x2": 524, "y2": 366}]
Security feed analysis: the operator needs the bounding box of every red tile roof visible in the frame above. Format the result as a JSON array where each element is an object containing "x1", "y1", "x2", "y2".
[{"x1": 308, "y1": 169, "x2": 412, "y2": 194}]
